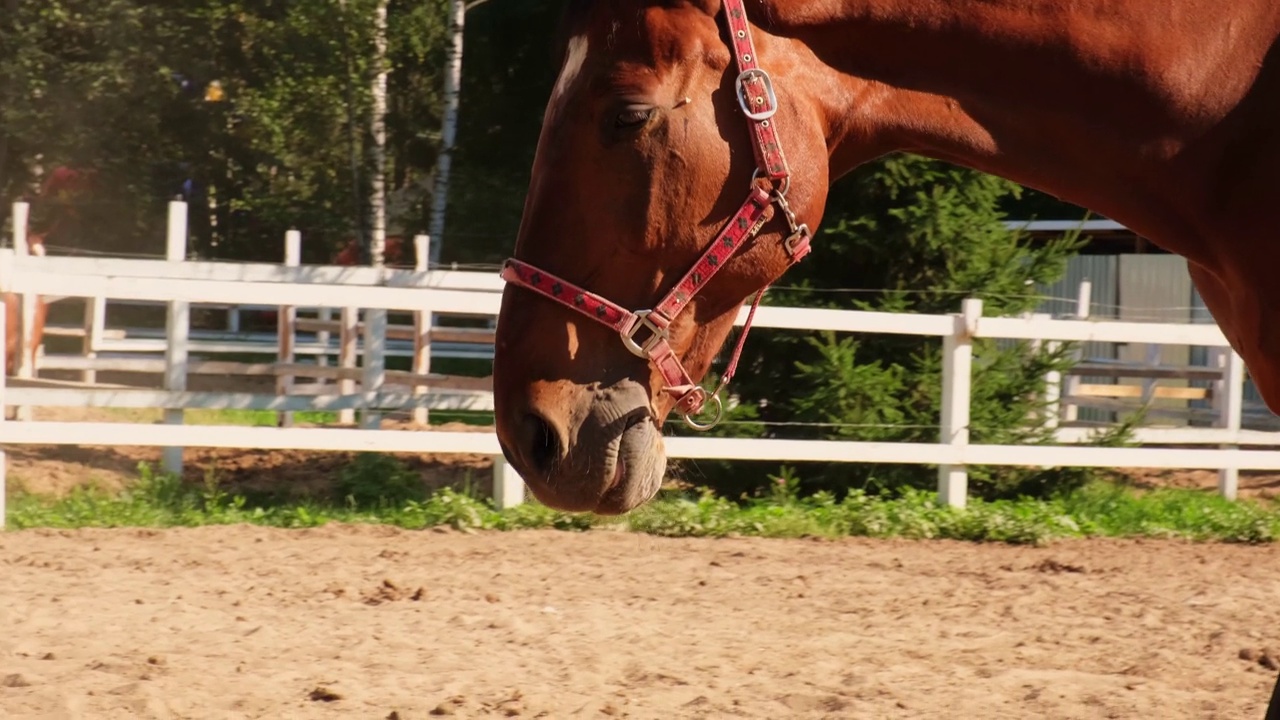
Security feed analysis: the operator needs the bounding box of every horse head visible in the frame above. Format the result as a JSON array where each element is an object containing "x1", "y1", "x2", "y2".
[{"x1": 492, "y1": 1, "x2": 837, "y2": 514}]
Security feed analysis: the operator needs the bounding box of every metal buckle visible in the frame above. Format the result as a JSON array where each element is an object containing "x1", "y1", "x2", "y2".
[
  {"x1": 784, "y1": 224, "x2": 810, "y2": 258},
  {"x1": 620, "y1": 310, "x2": 669, "y2": 358},
  {"x1": 735, "y1": 69, "x2": 778, "y2": 121}
]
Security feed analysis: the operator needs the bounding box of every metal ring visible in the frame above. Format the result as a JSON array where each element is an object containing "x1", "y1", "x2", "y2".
[{"x1": 682, "y1": 393, "x2": 725, "y2": 431}]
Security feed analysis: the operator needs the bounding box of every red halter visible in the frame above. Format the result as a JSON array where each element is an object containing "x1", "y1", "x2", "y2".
[{"x1": 501, "y1": 0, "x2": 811, "y2": 430}]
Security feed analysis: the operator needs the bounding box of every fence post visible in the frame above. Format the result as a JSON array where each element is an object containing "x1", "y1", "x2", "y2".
[
  {"x1": 316, "y1": 306, "x2": 333, "y2": 371},
  {"x1": 162, "y1": 200, "x2": 189, "y2": 476},
  {"x1": 412, "y1": 234, "x2": 432, "y2": 426},
  {"x1": 338, "y1": 307, "x2": 358, "y2": 425},
  {"x1": 361, "y1": 305, "x2": 388, "y2": 429},
  {"x1": 316, "y1": 307, "x2": 333, "y2": 382},
  {"x1": 938, "y1": 298, "x2": 980, "y2": 508},
  {"x1": 1062, "y1": 279, "x2": 1091, "y2": 423},
  {"x1": 492, "y1": 457, "x2": 524, "y2": 509},
  {"x1": 1032, "y1": 313, "x2": 1062, "y2": 430},
  {"x1": 11, "y1": 202, "x2": 34, "y2": 421},
  {"x1": 1215, "y1": 348, "x2": 1245, "y2": 500},
  {"x1": 277, "y1": 230, "x2": 301, "y2": 427},
  {"x1": 81, "y1": 296, "x2": 105, "y2": 384}
]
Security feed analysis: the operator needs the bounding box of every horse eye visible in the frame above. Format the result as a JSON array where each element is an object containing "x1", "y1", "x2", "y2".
[{"x1": 614, "y1": 106, "x2": 654, "y2": 129}]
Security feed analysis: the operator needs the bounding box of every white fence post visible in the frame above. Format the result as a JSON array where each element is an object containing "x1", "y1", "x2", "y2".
[
  {"x1": 162, "y1": 201, "x2": 189, "y2": 476},
  {"x1": 938, "y1": 298, "x2": 980, "y2": 508},
  {"x1": 1062, "y1": 279, "x2": 1091, "y2": 423},
  {"x1": 277, "y1": 230, "x2": 301, "y2": 427},
  {"x1": 361, "y1": 305, "x2": 388, "y2": 429},
  {"x1": 1215, "y1": 349, "x2": 1246, "y2": 500},
  {"x1": 1033, "y1": 312, "x2": 1061, "y2": 430},
  {"x1": 491, "y1": 456, "x2": 524, "y2": 509},
  {"x1": 338, "y1": 307, "x2": 358, "y2": 425},
  {"x1": 412, "y1": 234, "x2": 432, "y2": 426},
  {"x1": 81, "y1": 296, "x2": 105, "y2": 385},
  {"x1": 11, "y1": 202, "x2": 34, "y2": 421},
  {"x1": 316, "y1": 306, "x2": 333, "y2": 371}
]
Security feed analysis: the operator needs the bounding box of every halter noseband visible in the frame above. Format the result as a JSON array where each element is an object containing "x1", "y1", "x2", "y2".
[{"x1": 500, "y1": 0, "x2": 811, "y2": 431}]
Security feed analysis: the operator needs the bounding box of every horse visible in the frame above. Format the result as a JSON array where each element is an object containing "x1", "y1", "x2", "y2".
[
  {"x1": 331, "y1": 235, "x2": 411, "y2": 268},
  {"x1": 491, "y1": 0, "x2": 1280, "y2": 515},
  {"x1": 3, "y1": 232, "x2": 47, "y2": 376}
]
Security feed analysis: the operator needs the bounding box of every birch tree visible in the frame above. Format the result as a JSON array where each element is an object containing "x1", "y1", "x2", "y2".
[
  {"x1": 426, "y1": 0, "x2": 475, "y2": 266},
  {"x1": 369, "y1": 0, "x2": 389, "y2": 267}
]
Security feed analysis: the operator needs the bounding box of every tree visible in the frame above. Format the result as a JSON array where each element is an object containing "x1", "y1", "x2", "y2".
[
  {"x1": 369, "y1": 0, "x2": 389, "y2": 267},
  {"x1": 436, "y1": 0, "x2": 562, "y2": 265},
  {"x1": 0, "y1": 0, "x2": 173, "y2": 246},
  {"x1": 425, "y1": 0, "x2": 467, "y2": 265},
  {"x1": 677, "y1": 155, "x2": 1088, "y2": 501}
]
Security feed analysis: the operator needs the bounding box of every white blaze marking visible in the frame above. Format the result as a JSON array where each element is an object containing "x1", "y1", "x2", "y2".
[{"x1": 552, "y1": 34, "x2": 589, "y2": 103}]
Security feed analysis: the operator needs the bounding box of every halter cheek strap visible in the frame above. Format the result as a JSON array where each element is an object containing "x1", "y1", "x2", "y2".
[{"x1": 501, "y1": 0, "x2": 811, "y2": 430}]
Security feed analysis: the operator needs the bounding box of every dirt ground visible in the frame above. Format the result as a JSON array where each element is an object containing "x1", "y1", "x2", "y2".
[
  {"x1": 7, "y1": 411, "x2": 1280, "y2": 718},
  {"x1": 1, "y1": 527, "x2": 1280, "y2": 719}
]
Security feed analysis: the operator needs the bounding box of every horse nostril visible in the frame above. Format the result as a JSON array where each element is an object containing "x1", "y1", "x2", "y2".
[{"x1": 521, "y1": 412, "x2": 561, "y2": 475}]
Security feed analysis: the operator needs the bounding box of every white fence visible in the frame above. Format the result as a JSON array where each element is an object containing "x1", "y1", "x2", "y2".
[{"x1": 3, "y1": 201, "x2": 1280, "y2": 529}]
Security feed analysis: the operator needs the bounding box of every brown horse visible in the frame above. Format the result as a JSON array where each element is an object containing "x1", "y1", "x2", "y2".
[
  {"x1": 492, "y1": 0, "x2": 1280, "y2": 515},
  {"x1": 3, "y1": 233, "x2": 47, "y2": 376}
]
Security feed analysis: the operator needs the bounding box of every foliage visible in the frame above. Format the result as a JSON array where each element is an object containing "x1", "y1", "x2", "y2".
[
  {"x1": 675, "y1": 155, "x2": 1093, "y2": 501},
  {"x1": 337, "y1": 452, "x2": 428, "y2": 510},
  {"x1": 8, "y1": 460, "x2": 1280, "y2": 546},
  {"x1": 0, "y1": 0, "x2": 452, "y2": 262}
]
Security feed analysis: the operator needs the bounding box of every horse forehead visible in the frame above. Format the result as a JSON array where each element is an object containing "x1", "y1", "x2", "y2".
[{"x1": 575, "y1": 3, "x2": 715, "y2": 68}]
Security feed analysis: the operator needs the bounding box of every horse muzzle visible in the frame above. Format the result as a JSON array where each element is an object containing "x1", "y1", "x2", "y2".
[{"x1": 496, "y1": 379, "x2": 666, "y2": 515}]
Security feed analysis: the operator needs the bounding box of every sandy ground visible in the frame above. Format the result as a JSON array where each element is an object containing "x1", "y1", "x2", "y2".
[{"x1": 1, "y1": 526, "x2": 1280, "y2": 719}]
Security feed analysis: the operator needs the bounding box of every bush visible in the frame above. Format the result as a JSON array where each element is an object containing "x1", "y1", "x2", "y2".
[
  {"x1": 336, "y1": 453, "x2": 426, "y2": 510},
  {"x1": 673, "y1": 154, "x2": 1094, "y2": 501}
]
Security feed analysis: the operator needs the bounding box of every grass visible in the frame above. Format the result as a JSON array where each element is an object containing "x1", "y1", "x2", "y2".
[
  {"x1": 7, "y1": 457, "x2": 1280, "y2": 546},
  {"x1": 86, "y1": 407, "x2": 495, "y2": 428}
]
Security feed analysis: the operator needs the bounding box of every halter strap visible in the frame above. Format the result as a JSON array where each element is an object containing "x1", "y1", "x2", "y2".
[{"x1": 500, "y1": 0, "x2": 811, "y2": 430}]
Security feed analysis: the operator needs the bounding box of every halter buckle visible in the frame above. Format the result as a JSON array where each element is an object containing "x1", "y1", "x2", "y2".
[
  {"x1": 735, "y1": 69, "x2": 778, "y2": 121},
  {"x1": 620, "y1": 310, "x2": 669, "y2": 358},
  {"x1": 784, "y1": 224, "x2": 811, "y2": 260}
]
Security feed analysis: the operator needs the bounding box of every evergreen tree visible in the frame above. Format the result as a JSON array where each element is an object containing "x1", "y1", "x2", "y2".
[{"x1": 677, "y1": 155, "x2": 1088, "y2": 501}]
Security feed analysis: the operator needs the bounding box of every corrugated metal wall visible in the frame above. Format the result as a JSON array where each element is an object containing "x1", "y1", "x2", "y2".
[
  {"x1": 1033, "y1": 256, "x2": 1118, "y2": 423},
  {"x1": 1032, "y1": 254, "x2": 1266, "y2": 425}
]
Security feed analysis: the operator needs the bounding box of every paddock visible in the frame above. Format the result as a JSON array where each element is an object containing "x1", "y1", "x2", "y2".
[
  {"x1": 1, "y1": 524, "x2": 1277, "y2": 719},
  {"x1": 6, "y1": 205, "x2": 1280, "y2": 718}
]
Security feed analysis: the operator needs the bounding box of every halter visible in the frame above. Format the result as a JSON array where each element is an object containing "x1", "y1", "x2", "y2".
[{"x1": 500, "y1": 0, "x2": 810, "y2": 430}]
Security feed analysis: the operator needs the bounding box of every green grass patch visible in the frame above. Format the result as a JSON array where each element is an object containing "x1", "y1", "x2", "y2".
[
  {"x1": 7, "y1": 457, "x2": 1280, "y2": 545},
  {"x1": 184, "y1": 408, "x2": 339, "y2": 426}
]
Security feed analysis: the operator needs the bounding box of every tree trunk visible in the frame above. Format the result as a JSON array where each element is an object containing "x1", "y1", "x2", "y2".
[
  {"x1": 427, "y1": 0, "x2": 466, "y2": 266},
  {"x1": 369, "y1": 0, "x2": 389, "y2": 268}
]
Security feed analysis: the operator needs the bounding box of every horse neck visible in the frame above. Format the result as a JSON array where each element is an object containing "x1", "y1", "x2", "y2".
[{"x1": 768, "y1": 0, "x2": 1279, "y2": 253}]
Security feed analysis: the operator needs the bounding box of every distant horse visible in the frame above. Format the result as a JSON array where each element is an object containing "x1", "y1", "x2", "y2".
[
  {"x1": 1, "y1": 166, "x2": 78, "y2": 377},
  {"x1": 491, "y1": 0, "x2": 1280, "y2": 515},
  {"x1": 331, "y1": 235, "x2": 411, "y2": 268},
  {"x1": 3, "y1": 232, "x2": 47, "y2": 376}
]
